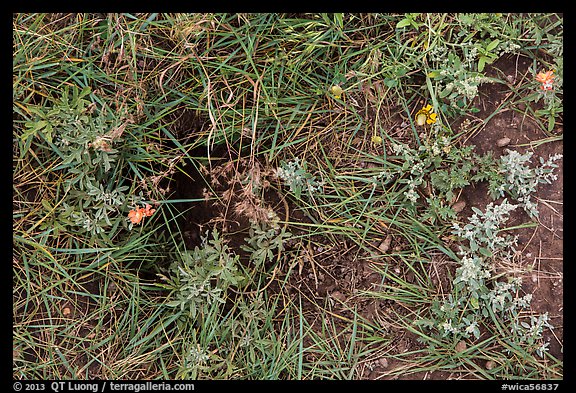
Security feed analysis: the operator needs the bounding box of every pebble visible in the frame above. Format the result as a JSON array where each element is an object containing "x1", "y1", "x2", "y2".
[
  {"x1": 455, "y1": 340, "x2": 467, "y2": 353},
  {"x1": 497, "y1": 137, "x2": 511, "y2": 147},
  {"x1": 378, "y1": 357, "x2": 389, "y2": 368},
  {"x1": 366, "y1": 272, "x2": 383, "y2": 287},
  {"x1": 405, "y1": 270, "x2": 415, "y2": 283},
  {"x1": 331, "y1": 291, "x2": 346, "y2": 303},
  {"x1": 378, "y1": 235, "x2": 392, "y2": 253},
  {"x1": 452, "y1": 200, "x2": 466, "y2": 213}
]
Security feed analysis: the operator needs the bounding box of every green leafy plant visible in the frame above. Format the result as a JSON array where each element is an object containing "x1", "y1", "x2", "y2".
[
  {"x1": 390, "y1": 133, "x2": 478, "y2": 221},
  {"x1": 242, "y1": 222, "x2": 293, "y2": 267},
  {"x1": 490, "y1": 149, "x2": 563, "y2": 218},
  {"x1": 452, "y1": 199, "x2": 518, "y2": 257},
  {"x1": 425, "y1": 14, "x2": 522, "y2": 114},
  {"x1": 391, "y1": 126, "x2": 562, "y2": 223},
  {"x1": 18, "y1": 85, "x2": 138, "y2": 243},
  {"x1": 275, "y1": 158, "x2": 322, "y2": 199},
  {"x1": 21, "y1": 85, "x2": 92, "y2": 150},
  {"x1": 163, "y1": 228, "x2": 298, "y2": 379},
  {"x1": 388, "y1": 133, "x2": 561, "y2": 360},
  {"x1": 528, "y1": 63, "x2": 563, "y2": 132},
  {"x1": 396, "y1": 13, "x2": 423, "y2": 30},
  {"x1": 165, "y1": 229, "x2": 246, "y2": 319},
  {"x1": 419, "y1": 200, "x2": 552, "y2": 358}
]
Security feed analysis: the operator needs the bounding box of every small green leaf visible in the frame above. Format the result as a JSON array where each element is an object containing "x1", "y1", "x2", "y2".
[
  {"x1": 469, "y1": 239, "x2": 479, "y2": 252},
  {"x1": 383, "y1": 78, "x2": 398, "y2": 88},
  {"x1": 334, "y1": 13, "x2": 343, "y2": 29},
  {"x1": 479, "y1": 247, "x2": 493, "y2": 258},
  {"x1": 453, "y1": 55, "x2": 461, "y2": 69},
  {"x1": 439, "y1": 86, "x2": 453, "y2": 98},
  {"x1": 486, "y1": 39, "x2": 500, "y2": 52},
  {"x1": 29, "y1": 119, "x2": 47, "y2": 130},
  {"x1": 41, "y1": 199, "x2": 53, "y2": 211},
  {"x1": 478, "y1": 56, "x2": 487, "y2": 72},
  {"x1": 43, "y1": 123, "x2": 54, "y2": 143},
  {"x1": 548, "y1": 115, "x2": 555, "y2": 132},
  {"x1": 79, "y1": 85, "x2": 92, "y2": 99},
  {"x1": 472, "y1": 326, "x2": 480, "y2": 339},
  {"x1": 396, "y1": 18, "x2": 411, "y2": 28},
  {"x1": 470, "y1": 296, "x2": 479, "y2": 309},
  {"x1": 165, "y1": 300, "x2": 183, "y2": 308},
  {"x1": 294, "y1": 185, "x2": 302, "y2": 199},
  {"x1": 471, "y1": 207, "x2": 483, "y2": 216}
]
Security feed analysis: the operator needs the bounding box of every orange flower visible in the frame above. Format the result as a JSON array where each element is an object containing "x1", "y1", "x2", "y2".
[
  {"x1": 143, "y1": 203, "x2": 156, "y2": 217},
  {"x1": 128, "y1": 204, "x2": 156, "y2": 225},
  {"x1": 535, "y1": 70, "x2": 555, "y2": 91},
  {"x1": 128, "y1": 208, "x2": 145, "y2": 224}
]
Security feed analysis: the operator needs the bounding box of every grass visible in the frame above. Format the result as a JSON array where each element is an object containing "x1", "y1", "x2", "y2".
[{"x1": 13, "y1": 13, "x2": 563, "y2": 380}]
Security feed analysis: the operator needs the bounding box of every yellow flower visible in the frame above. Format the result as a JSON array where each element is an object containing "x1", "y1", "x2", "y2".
[
  {"x1": 371, "y1": 135, "x2": 383, "y2": 144},
  {"x1": 415, "y1": 104, "x2": 437, "y2": 126},
  {"x1": 330, "y1": 85, "x2": 343, "y2": 99}
]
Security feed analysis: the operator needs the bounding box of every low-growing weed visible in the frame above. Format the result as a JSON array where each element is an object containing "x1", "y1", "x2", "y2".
[
  {"x1": 17, "y1": 85, "x2": 142, "y2": 244},
  {"x1": 275, "y1": 158, "x2": 323, "y2": 200},
  {"x1": 419, "y1": 199, "x2": 553, "y2": 360},
  {"x1": 161, "y1": 224, "x2": 297, "y2": 378}
]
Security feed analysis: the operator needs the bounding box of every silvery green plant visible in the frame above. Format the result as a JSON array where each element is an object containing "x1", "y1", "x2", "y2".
[
  {"x1": 242, "y1": 221, "x2": 292, "y2": 267},
  {"x1": 510, "y1": 312, "x2": 555, "y2": 358},
  {"x1": 392, "y1": 140, "x2": 439, "y2": 204},
  {"x1": 275, "y1": 158, "x2": 322, "y2": 199},
  {"x1": 184, "y1": 345, "x2": 210, "y2": 370},
  {"x1": 429, "y1": 50, "x2": 491, "y2": 107},
  {"x1": 492, "y1": 149, "x2": 562, "y2": 218},
  {"x1": 428, "y1": 39, "x2": 519, "y2": 113},
  {"x1": 390, "y1": 129, "x2": 562, "y2": 225},
  {"x1": 391, "y1": 136, "x2": 478, "y2": 222},
  {"x1": 166, "y1": 229, "x2": 246, "y2": 319},
  {"x1": 425, "y1": 13, "x2": 522, "y2": 114},
  {"x1": 419, "y1": 200, "x2": 553, "y2": 358},
  {"x1": 452, "y1": 199, "x2": 518, "y2": 258},
  {"x1": 22, "y1": 85, "x2": 133, "y2": 243},
  {"x1": 177, "y1": 292, "x2": 275, "y2": 379}
]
